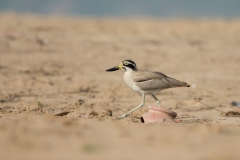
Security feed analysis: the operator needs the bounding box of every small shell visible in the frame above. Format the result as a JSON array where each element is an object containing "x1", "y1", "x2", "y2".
[{"x1": 141, "y1": 106, "x2": 177, "y2": 123}]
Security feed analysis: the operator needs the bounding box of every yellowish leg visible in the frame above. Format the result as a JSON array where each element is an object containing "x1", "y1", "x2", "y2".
[
  {"x1": 152, "y1": 94, "x2": 161, "y2": 107},
  {"x1": 118, "y1": 94, "x2": 146, "y2": 119}
]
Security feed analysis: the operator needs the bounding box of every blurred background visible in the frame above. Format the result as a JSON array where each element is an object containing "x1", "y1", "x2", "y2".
[{"x1": 0, "y1": 0, "x2": 240, "y2": 18}]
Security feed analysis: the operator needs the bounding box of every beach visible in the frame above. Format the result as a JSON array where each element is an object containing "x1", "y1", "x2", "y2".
[{"x1": 0, "y1": 14, "x2": 240, "y2": 160}]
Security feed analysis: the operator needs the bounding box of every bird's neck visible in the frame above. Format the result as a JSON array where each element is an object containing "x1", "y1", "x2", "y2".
[{"x1": 125, "y1": 68, "x2": 137, "y2": 72}]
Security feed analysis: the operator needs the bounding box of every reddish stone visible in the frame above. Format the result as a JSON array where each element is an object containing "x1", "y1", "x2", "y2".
[{"x1": 141, "y1": 106, "x2": 177, "y2": 123}]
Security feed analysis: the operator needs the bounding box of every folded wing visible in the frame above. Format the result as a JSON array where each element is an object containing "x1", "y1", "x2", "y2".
[{"x1": 134, "y1": 71, "x2": 189, "y2": 91}]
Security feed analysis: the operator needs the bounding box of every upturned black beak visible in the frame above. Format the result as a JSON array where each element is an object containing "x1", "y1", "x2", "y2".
[{"x1": 105, "y1": 66, "x2": 119, "y2": 72}]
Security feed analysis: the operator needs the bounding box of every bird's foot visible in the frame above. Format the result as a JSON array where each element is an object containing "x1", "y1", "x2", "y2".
[
  {"x1": 157, "y1": 101, "x2": 161, "y2": 107},
  {"x1": 117, "y1": 114, "x2": 128, "y2": 119}
]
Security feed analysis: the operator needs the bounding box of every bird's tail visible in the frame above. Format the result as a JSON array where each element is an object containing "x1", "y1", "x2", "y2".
[{"x1": 167, "y1": 77, "x2": 190, "y2": 87}]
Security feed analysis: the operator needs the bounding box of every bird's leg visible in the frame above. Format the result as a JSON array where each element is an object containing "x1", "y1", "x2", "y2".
[
  {"x1": 152, "y1": 94, "x2": 161, "y2": 107},
  {"x1": 118, "y1": 94, "x2": 145, "y2": 119}
]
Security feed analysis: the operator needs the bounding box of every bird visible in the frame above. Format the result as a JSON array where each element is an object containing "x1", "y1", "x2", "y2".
[{"x1": 106, "y1": 60, "x2": 190, "y2": 119}]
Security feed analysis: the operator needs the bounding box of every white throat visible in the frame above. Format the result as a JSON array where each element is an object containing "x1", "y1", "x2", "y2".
[{"x1": 125, "y1": 67, "x2": 134, "y2": 71}]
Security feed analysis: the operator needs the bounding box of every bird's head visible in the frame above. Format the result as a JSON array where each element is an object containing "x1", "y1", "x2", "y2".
[{"x1": 105, "y1": 60, "x2": 137, "y2": 72}]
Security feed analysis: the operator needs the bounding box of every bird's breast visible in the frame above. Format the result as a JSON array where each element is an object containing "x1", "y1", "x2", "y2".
[{"x1": 123, "y1": 71, "x2": 142, "y2": 93}]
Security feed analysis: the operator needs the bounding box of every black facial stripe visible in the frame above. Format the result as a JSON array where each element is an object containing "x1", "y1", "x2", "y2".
[
  {"x1": 124, "y1": 60, "x2": 136, "y2": 67},
  {"x1": 126, "y1": 63, "x2": 136, "y2": 69},
  {"x1": 122, "y1": 60, "x2": 137, "y2": 70}
]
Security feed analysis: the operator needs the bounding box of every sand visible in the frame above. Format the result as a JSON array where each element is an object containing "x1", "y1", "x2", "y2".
[{"x1": 0, "y1": 14, "x2": 240, "y2": 160}]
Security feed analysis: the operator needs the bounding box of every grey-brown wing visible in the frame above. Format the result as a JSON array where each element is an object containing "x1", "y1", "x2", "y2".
[
  {"x1": 134, "y1": 71, "x2": 167, "y2": 82},
  {"x1": 134, "y1": 71, "x2": 189, "y2": 91}
]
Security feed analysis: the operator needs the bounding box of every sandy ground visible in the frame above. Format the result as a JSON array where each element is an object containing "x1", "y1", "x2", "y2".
[{"x1": 0, "y1": 14, "x2": 240, "y2": 160}]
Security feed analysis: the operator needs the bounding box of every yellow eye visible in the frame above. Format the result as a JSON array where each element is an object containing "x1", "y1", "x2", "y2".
[{"x1": 123, "y1": 62, "x2": 129, "y2": 65}]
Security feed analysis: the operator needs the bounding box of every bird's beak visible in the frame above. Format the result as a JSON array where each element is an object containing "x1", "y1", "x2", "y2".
[{"x1": 105, "y1": 64, "x2": 124, "y2": 72}]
